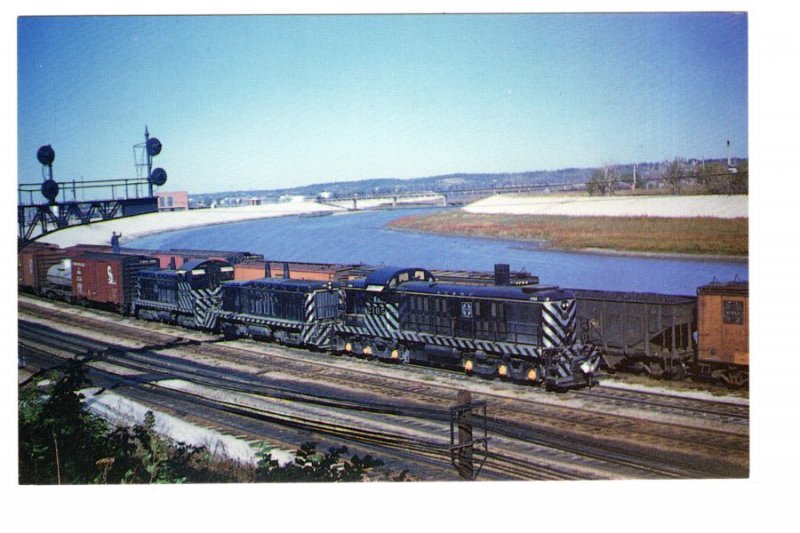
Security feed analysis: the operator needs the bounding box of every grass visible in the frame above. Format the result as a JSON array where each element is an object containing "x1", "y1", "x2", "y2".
[{"x1": 388, "y1": 211, "x2": 748, "y2": 257}]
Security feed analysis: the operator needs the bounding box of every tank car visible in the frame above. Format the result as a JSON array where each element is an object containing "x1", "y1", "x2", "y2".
[
  {"x1": 132, "y1": 259, "x2": 234, "y2": 329},
  {"x1": 334, "y1": 266, "x2": 600, "y2": 388},
  {"x1": 214, "y1": 278, "x2": 342, "y2": 349},
  {"x1": 42, "y1": 258, "x2": 73, "y2": 301}
]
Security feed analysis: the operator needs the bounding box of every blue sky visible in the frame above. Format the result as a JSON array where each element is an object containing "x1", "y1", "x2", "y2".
[{"x1": 17, "y1": 13, "x2": 748, "y2": 194}]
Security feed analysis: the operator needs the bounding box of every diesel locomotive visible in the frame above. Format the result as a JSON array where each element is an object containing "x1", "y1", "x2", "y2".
[
  {"x1": 19, "y1": 244, "x2": 600, "y2": 390},
  {"x1": 19, "y1": 242, "x2": 747, "y2": 388}
]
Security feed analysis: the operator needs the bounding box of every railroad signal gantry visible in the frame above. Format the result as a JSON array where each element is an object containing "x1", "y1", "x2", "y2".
[{"x1": 18, "y1": 127, "x2": 168, "y2": 247}]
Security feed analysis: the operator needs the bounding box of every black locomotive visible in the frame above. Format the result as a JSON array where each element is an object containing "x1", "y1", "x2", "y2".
[{"x1": 21, "y1": 245, "x2": 600, "y2": 390}]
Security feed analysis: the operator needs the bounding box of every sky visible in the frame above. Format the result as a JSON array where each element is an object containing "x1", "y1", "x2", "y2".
[{"x1": 16, "y1": 12, "x2": 748, "y2": 195}]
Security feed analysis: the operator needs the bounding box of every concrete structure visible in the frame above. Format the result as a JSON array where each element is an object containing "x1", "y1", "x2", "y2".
[{"x1": 156, "y1": 191, "x2": 189, "y2": 212}]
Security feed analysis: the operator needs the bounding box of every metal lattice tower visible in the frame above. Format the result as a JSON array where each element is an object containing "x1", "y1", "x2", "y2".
[{"x1": 18, "y1": 128, "x2": 168, "y2": 247}]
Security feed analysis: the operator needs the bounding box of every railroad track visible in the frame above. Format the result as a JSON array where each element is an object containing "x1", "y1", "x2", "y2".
[
  {"x1": 19, "y1": 324, "x2": 576, "y2": 480},
  {"x1": 18, "y1": 297, "x2": 749, "y2": 480}
]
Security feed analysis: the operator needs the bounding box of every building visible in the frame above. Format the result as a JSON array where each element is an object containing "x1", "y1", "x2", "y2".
[{"x1": 156, "y1": 191, "x2": 189, "y2": 211}]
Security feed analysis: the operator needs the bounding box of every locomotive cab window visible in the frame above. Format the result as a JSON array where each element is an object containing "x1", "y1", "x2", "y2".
[{"x1": 723, "y1": 299, "x2": 744, "y2": 325}]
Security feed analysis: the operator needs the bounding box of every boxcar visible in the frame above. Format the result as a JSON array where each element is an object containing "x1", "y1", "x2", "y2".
[
  {"x1": 164, "y1": 248, "x2": 264, "y2": 267},
  {"x1": 696, "y1": 281, "x2": 749, "y2": 387},
  {"x1": 573, "y1": 289, "x2": 697, "y2": 378},
  {"x1": 71, "y1": 252, "x2": 159, "y2": 312},
  {"x1": 19, "y1": 242, "x2": 66, "y2": 293},
  {"x1": 63, "y1": 244, "x2": 114, "y2": 258},
  {"x1": 233, "y1": 260, "x2": 367, "y2": 283}
]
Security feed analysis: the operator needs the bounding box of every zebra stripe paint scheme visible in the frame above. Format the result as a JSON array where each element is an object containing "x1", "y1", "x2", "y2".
[
  {"x1": 215, "y1": 288, "x2": 336, "y2": 348},
  {"x1": 134, "y1": 284, "x2": 223, "y2": 329},
  {"x1": 179, "y1": 282, "x2": 223, "y2": 329},
  {"x1": 541, "y1": 299, "x2": 577, "y2": 348},
  {"x1": 335, "y1": 299, "x2": 577, "y2": 357}
]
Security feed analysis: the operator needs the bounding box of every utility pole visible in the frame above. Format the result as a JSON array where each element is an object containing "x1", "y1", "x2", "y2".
[{"x1": 449, "y1": 390, "x2": 488, "y2": 480}]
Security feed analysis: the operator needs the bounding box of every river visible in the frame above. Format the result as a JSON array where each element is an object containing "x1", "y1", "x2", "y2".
[{"x1": 126, "y1": 207, "x2": 748, "y2": 295}]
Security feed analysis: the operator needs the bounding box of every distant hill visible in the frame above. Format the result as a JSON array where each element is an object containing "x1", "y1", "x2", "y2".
[{"x1": 190, "y1": 159, "x2": 736, "y2": 207}]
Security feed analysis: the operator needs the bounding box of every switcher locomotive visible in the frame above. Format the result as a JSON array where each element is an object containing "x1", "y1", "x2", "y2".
[
  {"x1": 19, "y1": 244, "x2": 600, "y2": 390},
  {"x1": 334, "y1": 267, "x2": 598, "y2": 388}
]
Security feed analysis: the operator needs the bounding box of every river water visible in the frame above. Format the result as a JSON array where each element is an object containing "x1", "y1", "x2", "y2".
[{"x1": 127, "y1": 207, "x2": 748, "y2": 296}]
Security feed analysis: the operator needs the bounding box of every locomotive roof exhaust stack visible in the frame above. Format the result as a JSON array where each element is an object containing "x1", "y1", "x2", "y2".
[{"x1": 494, "y1": 264, "x2": 510, "y2": 286}]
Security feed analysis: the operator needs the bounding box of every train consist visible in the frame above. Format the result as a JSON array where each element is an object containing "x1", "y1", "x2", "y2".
[
  {"x1": 18, "y1": 243, "x2": 601, "y2": 390},
  {"x1": 570, "y1": 283, "x2": 749, "y2": 388},
  {"x1": 19, "y1": 242, "x2": 749, "y2": 388}
]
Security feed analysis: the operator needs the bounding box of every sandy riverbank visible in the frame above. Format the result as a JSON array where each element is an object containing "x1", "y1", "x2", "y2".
[
  {"x1": 39, "y1": 200, "x2": 345, "y2": 247},
  {"x1": 464, "y1": 194, "x2": 748, "y2": 218}
]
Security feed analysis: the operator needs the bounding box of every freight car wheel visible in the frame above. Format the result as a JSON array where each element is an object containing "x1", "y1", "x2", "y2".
[
  {"x1": 726, "y1": 370, "x2": 748, "y2": 390},
  {"x1": 670, "y1": 363, "x2": 687, "y2": 381},
  {"x1": 221, "y1": 324, "x2": 239, "y2": 340}
]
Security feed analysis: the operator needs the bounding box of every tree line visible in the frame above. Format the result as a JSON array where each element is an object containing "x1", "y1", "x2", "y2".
[{"x1": 587, "y1": 158, "x2": 749, "y2": 196}]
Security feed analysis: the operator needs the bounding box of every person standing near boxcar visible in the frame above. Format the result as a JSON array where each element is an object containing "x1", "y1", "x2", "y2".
[{"x1": 111, "y1": 231, "x2": 122, "y2": 254}]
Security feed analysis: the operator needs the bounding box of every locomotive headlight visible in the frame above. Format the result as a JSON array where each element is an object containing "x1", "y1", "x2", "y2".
[
  {"x1": 561, "y1": 300, "x2": 569, "y2": 310},
  {"x1": 580, "y1": 359, "x2": 598, "y2": 374},
  {"x1": 390, "y1": 349, "x2": 399, "y2": 359}
]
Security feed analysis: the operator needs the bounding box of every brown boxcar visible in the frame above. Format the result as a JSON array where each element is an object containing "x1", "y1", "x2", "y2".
[
  {"x1": 19, "y1": 243, "x2": 67, "y2": 292},
  {"x1": 164, "y1": 249, "x2": 264, "y2": 266},
  {"x1": 696, "y1": 280, "x2": 749, "y2": 387},
  {"x1": 64, "y1": 244, "x2": 113, "y2": 258},
  {"x1": 234, "y1": 260, "x2": 367, "y2": 283},
  {"x1": 131, "y1": 248, "x2": 266, "y2": 269},
  {"x1": 71, "y1": 252, "x2": 159, "y2": 311}
]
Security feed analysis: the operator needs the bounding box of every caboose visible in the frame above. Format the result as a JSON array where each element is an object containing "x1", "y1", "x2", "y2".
[{"x1": 696, "y1": 280, "x2": 749, "y2": 387}]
